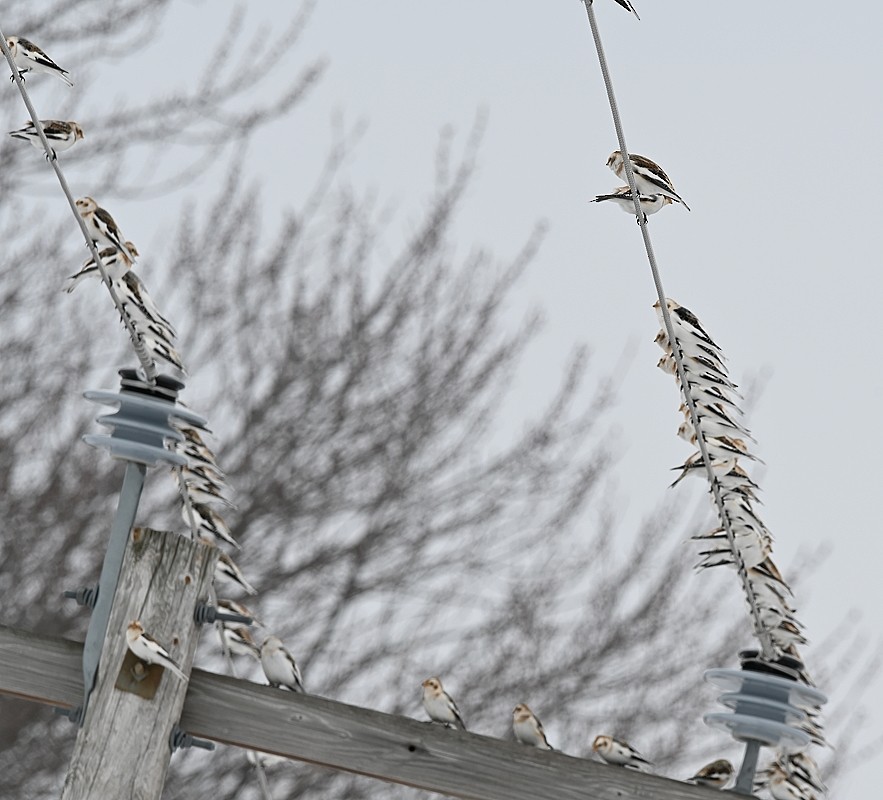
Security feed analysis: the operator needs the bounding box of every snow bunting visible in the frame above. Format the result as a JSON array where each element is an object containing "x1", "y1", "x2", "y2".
[
  {"x1": 5, "y1": 36, "x2": 73, "y2": 86},
  {"x1": 63, "y1": 245, "x2": 135, "y2": 293},
  {"x1": 214, "y1": 552, "x2": 258, "y2": 596},
  {"x1": 116, "y1": 272, "x2": 178, "y2": 347},
  {"x1": 607, "y1": 151, "x2": 689, "y2": 209},
  {"x1": 765, "y1": 762, "x2": 822, "y2": 800},
  {"x1": 125, "y1": 620, "x2": 185, "y2": 680},
  {"x1": 183, "y1": 502, "x2": 238, "y2": 549},
  {"x1": 591, "y1": 735, "x2": 652, "y2": 770},
  {"x1": 217, "y1": 599, "x2": 263, "y2": 627},
  {"x1": 260, "y1": 636, "x2": 304, "y2": 692},
  {"x1": 687, "y1": 758, "x2": 733, "y2": 788},
  {"x1": 222, "y1": 625, "x2": 260, "y2": 659},
  {"x1": 782, "y1": 753, "x2": 826, "y2": 794},
  {"x1": 140, "y1": 332, "x2": 186, "y2": 374},
  {"x1": 8, "y1": 119, "x2": 83, "y2": 160},
  {"x1": 422, "y1": 677, "x2": 466, "y2": 730},
  {"x1": 75, "y1": 197, "x2": 137, "y2": 260},
  {"x1": 592, "y1": 187, "x2": 671, "y2": 220},
  {"x1": 512, "y1": 703, "x2": 553, "y2": 749}
]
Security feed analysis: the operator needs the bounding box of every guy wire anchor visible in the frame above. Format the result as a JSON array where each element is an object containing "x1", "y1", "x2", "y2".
[
  {"x1": 703, "y1": 651, "x2": 827, "y2": 794},
  {"x1": 62, "y1": 368, "x2": 208, "y2": 727}
]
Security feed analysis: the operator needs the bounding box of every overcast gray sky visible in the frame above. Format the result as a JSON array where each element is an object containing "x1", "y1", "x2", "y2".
[{"x1": 55, "y1": 0, "x2": 882, "y2": 793}]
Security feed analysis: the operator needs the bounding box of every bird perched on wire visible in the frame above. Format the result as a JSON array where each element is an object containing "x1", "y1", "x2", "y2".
[
  {"x1": 512, "y1": 703, "x2": 553, "y2": 750},
  {"x1": 4, "y1": 36, "x2": 73, "y2": 86},
  {"x1": 260, "y1": 635, "x2": 304, "y2": 692},
  {"x1": 125, "y1": 620, "x2": 186, "y2": 680},
  {"x1": 183, "y1": 502, "x2": 239, "y2": 549},
  {"x1": 763, "y1": 761, "x2": 823, "y2": 800},
  {"x1": 686, "y1": 758, "x2": 734, "y2": 788},
  {"x1": 63, "y1": 244, "x2": 136, "y2": 293},
  {"x1": 8, "y1": 119, "x2": 83, "y2": 160},
  {"x1": 75, "y1": 197, "x2": 138, "y2": 261},
  {"x1": 422, "y1": 677, "x2": 466, "y2": 730},
  {"x1": 607, "y1": 151, "x2": 690, "y2": 210},
  {"x1": 217, "y1": 598, "x2": 263, "y2": 627},
  {"x1": 222, "y1": 625, "x2": 260, "y2": 659},
  {"x1": 592, "y1": 187, "x2": 672, "y2": 221},
  {"x1": 592, "y1": 735, "x2": 653, "y2": 771},
  {"x1": 214, "y1": 552, "x2": 257, "y2": 596}
]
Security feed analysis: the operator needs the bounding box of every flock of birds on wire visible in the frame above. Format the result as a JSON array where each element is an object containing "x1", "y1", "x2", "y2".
[{"x1": 5, "y1": 20, "x2": 827, "y2": 800}]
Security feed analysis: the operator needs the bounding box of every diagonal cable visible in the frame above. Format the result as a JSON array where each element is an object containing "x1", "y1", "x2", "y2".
[
  {"x1": 581, "y1": 0, "x2": 776, "y2": 659},
  {"x1": 0, "y1": 27, "x2": 158, "y2": 383}
]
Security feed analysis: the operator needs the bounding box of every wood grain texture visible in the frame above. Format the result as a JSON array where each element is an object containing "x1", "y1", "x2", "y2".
[
  {"x1": 1, "y1": 627, "x2": 744, "y2": 800},
  {"x1": 59, "y1": 527, "x2": 217, "y2": 800}
]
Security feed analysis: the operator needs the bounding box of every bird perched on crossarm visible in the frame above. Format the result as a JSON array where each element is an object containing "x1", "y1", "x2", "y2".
[
  {"x1": 422, "y1": 677, "x2": 466, "y2": 730},
  {"x1": 260, "y1": 635, "x2": 304, "y2": 692},
  {"x1": 687, "y1": 758, "x2": 734, "y2": 788},
  {"x1": 512, "y1": 703, "x2": 553, "y2": 749},
  {"x1": 592, "y1": 734, "x2": 652, "y2": 771}
]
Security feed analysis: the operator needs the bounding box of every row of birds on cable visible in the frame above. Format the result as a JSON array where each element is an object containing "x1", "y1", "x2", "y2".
[
  {"x1": 4, "y1": 35, "x2": 185, "y2": 377},
  {"x1": 653, "y1": 299, "x2": 818, "y2": 666},
  {"x1": 1, "y1": 33, "x2": 277, "y2": 695},
  {"x1": 653, "y1": 298, "x2": 828, "y2": 798}
]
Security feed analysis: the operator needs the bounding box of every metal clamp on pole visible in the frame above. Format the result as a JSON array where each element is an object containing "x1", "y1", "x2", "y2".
[{"x1": 69, "y1": 369, "x2": 208, "y2": 727}]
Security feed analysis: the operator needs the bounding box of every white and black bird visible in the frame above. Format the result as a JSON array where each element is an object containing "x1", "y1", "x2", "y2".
[
  {"x1": 512, "y1": 703, "x2": 553, "y2": 750},
  {"x1": 607, "y1": 151, "x2": 690, "y2": 209},
  {"x1": 260, "y1": 635, "x2": 304, "y2": 692},
  {"x1": 125, "y1": 620, "x2": 186, "y2": 680},
  {"x1": 591, "y1": 735, "x2": 652, "y2": 771},
  {"x1": 63, "y1": 244, "x2": 137, "y2": 293},
  {"x1": 214, "y1": 552, "x2": 257, "y2": 596},
  {"x1": 217, "y1": 598, "x2": 263, "y2": 627},
  {"x1": 422, "y1": 677, "x2": 466, "y2": 730},
  {"x1": 8, "y1": 119, "x2": 83, "y2": 160},
  {"x1": 184, "y1": 502, "x2": 238, "y2": 549},
  {"x1": 592, "y1": 187, "x2": 671, "y2": 220},
  {"x1": 222, "y1": 625, "x2": 260, "y2": 659},
  {"x1": 687, "y1": 758, "x2": 734, "y2": 788},
  {"x1": 75, "y1": 197, "x2": 137, "y2": 261},
  {"x1": 765, "y1": 762, "x2": 823, "y2": 800},
  {"x1": 5, "y1": 36, "x2": 73, "y2": 86}
]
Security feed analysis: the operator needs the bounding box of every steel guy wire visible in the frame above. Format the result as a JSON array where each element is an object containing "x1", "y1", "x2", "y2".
[
  {"x1": 580, "y1": 0, "x2": 776, "y2": 659},
  {"x1": 0, "y1": 28, "x2": 158, "y2": 383}
]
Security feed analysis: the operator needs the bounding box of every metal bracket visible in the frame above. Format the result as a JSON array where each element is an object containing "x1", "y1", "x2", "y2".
[
  {"x1": 74, "y1": 369, "x2": 208, "y2": 727},
  {"x1": 169, "y1": 725, "x2": 215, "y2": 753}
]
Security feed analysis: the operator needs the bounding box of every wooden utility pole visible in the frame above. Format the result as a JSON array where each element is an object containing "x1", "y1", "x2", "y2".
[
  {"x1": 59, "y1": 527, "x2": 216, "y2": 799},
  {"x1": 1, "y1": 624, "x2": 737, "y2": 800}
]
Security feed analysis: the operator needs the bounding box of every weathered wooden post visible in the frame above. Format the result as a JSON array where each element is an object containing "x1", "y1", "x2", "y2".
[{"x1": 60, "y1": 527, "x2": 216, "y2": 799}]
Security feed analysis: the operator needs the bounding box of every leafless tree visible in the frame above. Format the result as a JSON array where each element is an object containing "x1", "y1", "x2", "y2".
[{"x1": 0, "y1": 2, "x2": 877, "y2": 798}]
